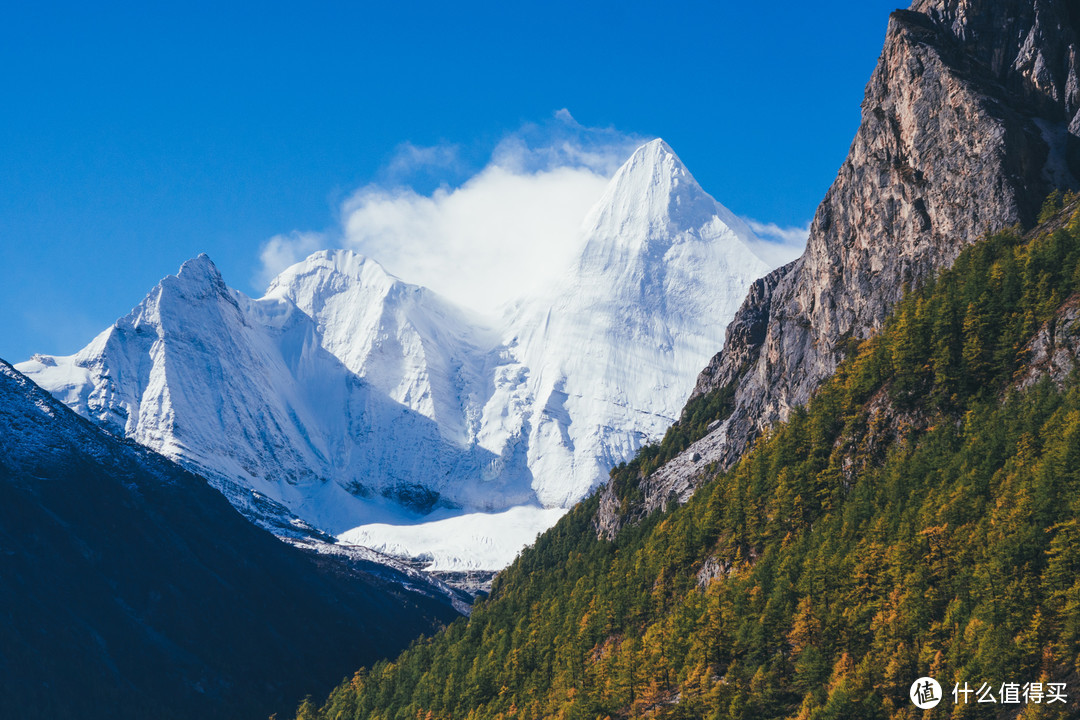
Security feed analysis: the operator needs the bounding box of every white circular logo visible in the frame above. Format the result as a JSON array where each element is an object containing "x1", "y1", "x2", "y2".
[{"x1": 910, "y1": 677, "x2": 942, "y2": 709}]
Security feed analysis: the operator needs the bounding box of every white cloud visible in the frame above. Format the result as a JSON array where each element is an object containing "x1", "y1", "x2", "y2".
[
  {"x1": 255, "y1": 231, "x2": 325, "y2": 289},
  {"x1": 256, "y1": 110, "x2": 651, "y2": 314},
  {"x1": 336, "y1": 112, "x2": 651, "y2": 314},
  {"x1": 383, "y1": 141, "x2": 463, "y2": 182},
  {"x1": 742, "y1": 219, "x2": 810, "y2": 267},
  {"x1": 341, "y1": 163, "x2": 612, "y2": 313},
  {"x1": 490, "y1": 109, "x2": 647, "y2": 176}
]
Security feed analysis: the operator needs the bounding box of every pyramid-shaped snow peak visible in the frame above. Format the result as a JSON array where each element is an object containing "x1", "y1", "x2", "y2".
[
  {"x1": 582, "y1": 139, "x2": 760, "y2": 252},
  {"x1": 487, "y1": 140, "x2": 773, "y2": 508}
]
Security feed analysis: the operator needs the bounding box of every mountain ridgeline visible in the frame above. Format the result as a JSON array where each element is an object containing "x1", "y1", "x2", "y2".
[{"x1": 288, "y1": 194, "x2": 1080, "y2": 720}]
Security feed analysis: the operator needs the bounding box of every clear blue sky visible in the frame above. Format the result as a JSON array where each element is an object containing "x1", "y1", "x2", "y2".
[{"x1": 0, "y1": 0, "x2": 902, "y2": 362}]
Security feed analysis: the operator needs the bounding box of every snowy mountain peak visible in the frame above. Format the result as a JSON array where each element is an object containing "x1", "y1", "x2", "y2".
[
  {"x1": 564, "y1": 140, "x2": 768, "y2": 296},
  {"x1": 178, "y1": 251, "x2": 217, "y2": 273},
  {"x1": 583, "y1": 138, "x2": 719, "y2": 242},
  {"x1": 174, "y1": 252, "x2": 226, "y2": 287},
  {"x1": 621, "y1": 137, "x2": 686, "y2": 188},
  {"x1": 150, "y1": 253, "x2": 239, "y2": 315},
  {"x1": 267, "y1": 249, "x2": 397, "y2": 297},
  {"x1": 490, "y1": 141, "x2": 774, "y2": 509},
  {"x1": 257, "y1": 248, "x2": 495, "y2": 441},
  {"x1": 263, "y1": 250, "x2": 402, "y2": 320}
]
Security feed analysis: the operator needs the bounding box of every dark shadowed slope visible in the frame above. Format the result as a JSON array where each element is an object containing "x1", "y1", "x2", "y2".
[{"x1": 0, "y1": 359, "x2": 459, "y2": 720}]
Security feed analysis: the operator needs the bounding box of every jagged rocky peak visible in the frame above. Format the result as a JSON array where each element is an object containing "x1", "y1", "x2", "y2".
[
  {"x1": 706, "y1": 0, "x2": 1080, "y2": 427},
  {"x1": 595, "y1": 0, "x2": 1080, "y2": 537},
  {"x1": 911, "y1": 0, "x2": 1080, "y2": 127}
]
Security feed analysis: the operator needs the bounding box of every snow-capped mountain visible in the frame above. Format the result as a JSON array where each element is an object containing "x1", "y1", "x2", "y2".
[
  {"x1": 263, "y1": 250, "x2": 498, "y2": 447},
  {"x1": 485, "y1": 139, "x2": 770, "y2": 507},
  {"x1": 19, "y1": 253, "x2": 520, "y2": 536},
  {"x1": 18, "y1": 139, "x2": 775, "y2": 570}
]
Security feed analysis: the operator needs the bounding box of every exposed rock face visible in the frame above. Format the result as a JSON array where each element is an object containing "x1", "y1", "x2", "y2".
[
  {"x1": 1018, "y1": 291, "x2": 1080, "y2": 388},
  {"x1": 597, "y1": 0, "x2": 1080, "y2": 536}
]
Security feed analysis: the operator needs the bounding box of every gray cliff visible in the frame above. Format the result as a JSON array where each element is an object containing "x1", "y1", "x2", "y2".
[{"x1": 597, "y1": 0, "x2": 1080, "y2": 537}]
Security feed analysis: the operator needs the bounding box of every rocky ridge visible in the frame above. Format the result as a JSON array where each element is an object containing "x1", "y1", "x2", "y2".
[{"x1": 596, "y1": 0, "x2": 1080, "y2": 537}]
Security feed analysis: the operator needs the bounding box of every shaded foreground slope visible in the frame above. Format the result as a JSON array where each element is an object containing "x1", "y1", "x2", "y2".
[
  {"x1": 0, "y1": 360, "x2": 458, "y2": 720},
  {"x1": 290, "y1": 202, "x2": 1080, "y2": 718}
]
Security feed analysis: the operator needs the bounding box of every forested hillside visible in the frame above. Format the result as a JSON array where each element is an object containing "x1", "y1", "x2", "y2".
[{"x1": 292, "y1": 197, "x2": 1080, "y2": 719}]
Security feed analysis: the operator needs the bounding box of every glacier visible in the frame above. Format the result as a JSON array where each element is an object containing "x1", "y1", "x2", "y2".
[{"x1": 18, "y1": 139, "x2": 776, "y2": 572}]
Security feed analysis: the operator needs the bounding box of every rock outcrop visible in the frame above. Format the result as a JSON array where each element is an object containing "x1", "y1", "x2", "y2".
[
  {"x1": 598, "y1": 0, "x2": 1080, "y2": 535},
  {"x1": 1018, "y1": 290, "x2": 1080, "y2": 388}
]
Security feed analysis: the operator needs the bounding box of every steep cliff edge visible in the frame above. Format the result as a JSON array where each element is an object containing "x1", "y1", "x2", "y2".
[{"x1": 597, "y1": 0, "x2": 1080, "y2": 536}]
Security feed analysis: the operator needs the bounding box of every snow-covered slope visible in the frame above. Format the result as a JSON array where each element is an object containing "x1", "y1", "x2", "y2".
[
  {"x1": 18, "y1": 139, "x2": 776, "y2": 571},
  {"x1": 339, "y1": 506, "x2": 570, "y2": 572},
  {"x1": 482, "y1": 139, "x2": 770, "y2": 507},
  {"x1": 18, "y1": 254, "x2": 521, "y2": 537},
  {"x1": 264, "y1": 250, "x2": 497, "y2": 447}
]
